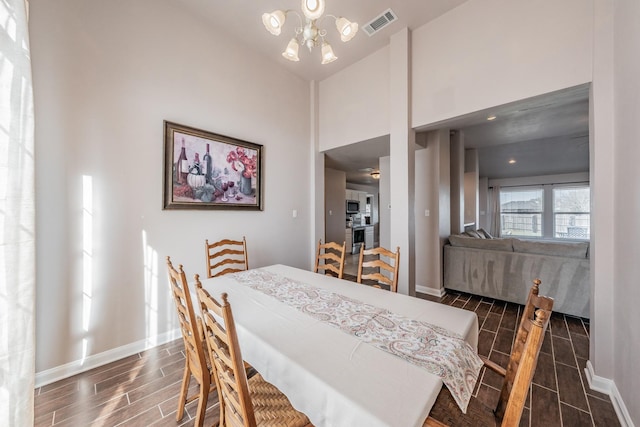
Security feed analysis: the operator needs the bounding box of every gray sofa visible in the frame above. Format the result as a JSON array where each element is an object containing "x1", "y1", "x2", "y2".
[{"x1": 443, "y1": 235, "x2": 590, "y2": 318}]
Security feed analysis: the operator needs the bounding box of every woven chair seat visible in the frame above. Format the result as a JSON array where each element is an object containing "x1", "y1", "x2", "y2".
[
  {"x1": 427, "y1": 386, "x2": 497, "y2": 427},
  {"x1": 248, "y1": 373, "x2": 311, "y2": 427}
]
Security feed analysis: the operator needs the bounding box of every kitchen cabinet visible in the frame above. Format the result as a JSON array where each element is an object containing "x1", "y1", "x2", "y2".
[
  {"x1": 345, "y1": 229, "x2": 352, "y2": 252},
  {"x1": 365, "y1": 226, "x2": 374, "y2": 249}
]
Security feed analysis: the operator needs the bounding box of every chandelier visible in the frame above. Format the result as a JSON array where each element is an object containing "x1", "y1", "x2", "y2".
[{"x1": 262, "y1": 0, "x2": 359, "y2": 64}]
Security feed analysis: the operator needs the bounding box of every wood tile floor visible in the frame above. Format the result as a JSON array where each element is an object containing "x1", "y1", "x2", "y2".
[{"x1": 34, "y1": 285, "x2": 621, "y2": 427}]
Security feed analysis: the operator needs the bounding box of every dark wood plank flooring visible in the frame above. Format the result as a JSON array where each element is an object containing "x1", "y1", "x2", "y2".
[{"x1": 34, "y1": 283, "x2": 620, "y2": 426}]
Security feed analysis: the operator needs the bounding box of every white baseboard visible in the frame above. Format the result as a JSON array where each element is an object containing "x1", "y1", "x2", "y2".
[
  {"x1": 35, "y1": 328, "x2": 181, "y2": 388},
  {"x1": 585, "y1": 360, "x2": 635, "y2": 427},
  {"x1": 416, "y1": 285, "x2": 446, "y2": 297}
]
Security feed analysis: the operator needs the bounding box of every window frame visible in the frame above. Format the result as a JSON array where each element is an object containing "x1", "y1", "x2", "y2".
[{"x1": 499, "y1": 186, "x2": 545, "y2": 238}]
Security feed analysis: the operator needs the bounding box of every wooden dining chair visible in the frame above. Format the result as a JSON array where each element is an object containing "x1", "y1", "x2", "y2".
[
  {"x1": 423, "y1": 279, "x2": 554, "y2": 427},
  {"x1": 356, "y1": 245, "x2": 400, "y2": 292},
  {"x1": 166, "y1": 257, "x2": 215, "y2": 427},
  {"x1": 314, "y1": 240, "x2": 346, "y2": 279},
  {"x1": 205, "y1": 236, "x2": 248, "y2": 278},
  {"x1": 195, "y1": 279, "x2": 312, "y2": 427}
]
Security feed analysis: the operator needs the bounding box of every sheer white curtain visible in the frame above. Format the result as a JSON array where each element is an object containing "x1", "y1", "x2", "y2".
[
  {"x1": 0, "y1": 0, "x2": 36, "y2": 425},
  {"x1": 488, "y1": 185, "x2": 501, "y2": 238}
]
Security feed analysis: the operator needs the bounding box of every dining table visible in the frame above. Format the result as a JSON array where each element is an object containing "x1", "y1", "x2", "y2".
[{"x1": 198, "y1": 264, "x2": 481, "y2": 427}]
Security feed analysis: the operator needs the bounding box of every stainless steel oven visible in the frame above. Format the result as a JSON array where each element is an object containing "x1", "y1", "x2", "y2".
[{"x1": 352, "y1": 227, "x2": 365, "y2": 254}]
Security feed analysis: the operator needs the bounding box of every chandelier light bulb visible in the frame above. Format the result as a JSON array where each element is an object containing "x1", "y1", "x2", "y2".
[
  {"x1": 262, "y1": 10, "x2": 286, "y2": 36},
  {"x1": 335, "y1": 17, "x2": 358, "y2": 42},
  {"x1": 321, "y1": 42, "x2": 337, "y2": 64},
  {"x1": 282, "y1": 38, "x2": 300, "y2": 62},
  {"x1": 301, "y1": 0, "x2": 325, "y2": 20}
]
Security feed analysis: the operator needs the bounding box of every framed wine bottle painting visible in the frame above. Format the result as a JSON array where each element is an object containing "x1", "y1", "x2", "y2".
[{"x1": 163, "y1": 121, "x2": 263, "y2": 210}]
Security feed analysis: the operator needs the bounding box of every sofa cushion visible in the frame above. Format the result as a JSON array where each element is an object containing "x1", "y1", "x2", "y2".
[
  {"x1": 512, "y1": 239, "x2": 589, "y2": 259},
  {"x1": 448, "y1": 235, "x2": 514, "y2": 251}
]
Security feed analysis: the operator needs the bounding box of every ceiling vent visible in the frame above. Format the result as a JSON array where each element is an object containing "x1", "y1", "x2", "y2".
[{"x1": 363, "y1": 9, "x2": 397, "y2": 36}]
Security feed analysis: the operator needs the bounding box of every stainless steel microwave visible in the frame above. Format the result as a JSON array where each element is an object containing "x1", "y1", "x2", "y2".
[{"x1": 346, "y1": 199, "x2": 360, "y2": 213}]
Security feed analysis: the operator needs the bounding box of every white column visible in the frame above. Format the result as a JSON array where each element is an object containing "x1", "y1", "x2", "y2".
[
  {"x1": 415, "y1": 130, "x2": 450, "y2": 296},
  {"x1": 310, "y1": 80, "x2": 325, "y2": 268},
  {"x1": 588, "y1": 0, "x2": 615, "y2": 382},
  {"x1": 450, "y1": 131, "x2": 465, "y2": 234},
  {"x1": 464, "y1": 148, "x2": 479, "y2": 228},
  {"x1": 389, "y1": 28, "x2": 415, "y2": 296}
]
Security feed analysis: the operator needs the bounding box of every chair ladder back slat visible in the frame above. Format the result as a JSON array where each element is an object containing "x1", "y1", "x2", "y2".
[
  {"x1": 362, "y1": 272, "x2": 393, "y2": 286},
  {"x1": 362, "y1": 259, "x2": 395, "y2": 274},
  {"x1": 211, "y1": 254, "x2": 246, "y2": 268}
]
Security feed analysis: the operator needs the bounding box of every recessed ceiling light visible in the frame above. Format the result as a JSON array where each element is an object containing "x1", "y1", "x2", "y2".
[
  {"x1": 487, "y1": 115, "x2": 497, "y2": 121},
  {"x1": 508, "y1": 159, "x2": 516, "y2": 164}
]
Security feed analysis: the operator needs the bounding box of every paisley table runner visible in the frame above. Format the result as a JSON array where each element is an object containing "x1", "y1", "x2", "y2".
[{"x1": 230, "y1": 269, "x2": 483, "y2": 412}]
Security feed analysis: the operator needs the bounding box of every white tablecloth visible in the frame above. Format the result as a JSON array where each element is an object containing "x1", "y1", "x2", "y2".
[{"x1": 199, "y1": 264, "x2": 479, "y2": 427}]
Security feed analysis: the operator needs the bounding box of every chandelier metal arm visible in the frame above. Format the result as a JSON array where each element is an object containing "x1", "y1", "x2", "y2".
[{"x1": 286, "y1": 9, "x2": 304, "y2": 29}]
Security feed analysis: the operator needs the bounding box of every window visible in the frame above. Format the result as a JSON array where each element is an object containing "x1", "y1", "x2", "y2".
[
  {"x1": 500, "y1": 187, "x2": 544, "y2": 237},
  {"x1": 553, "y1": 186, "x2": 590, "y2": 240},
  {"x1": 498, "y1": 183, "x2": 590, "y2": 241}
]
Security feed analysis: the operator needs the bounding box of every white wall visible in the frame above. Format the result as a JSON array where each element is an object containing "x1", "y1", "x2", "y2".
[
  {"x1": 319, "y1": 47, "x2": 390, "y2": 151},
  {"x1": 30, "y1": 0, "x2": 311, "y2": 375},
  {"x1": 411, "y1": 0, "x2": 593, "y2": 127},
  {"x1": 613, "y1": 0, "x2": 640, "y2": 422}
]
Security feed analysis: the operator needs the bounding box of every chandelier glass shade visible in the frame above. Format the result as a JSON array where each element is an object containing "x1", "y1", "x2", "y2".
[{"x1": 262, "y1": 0, "x2": 358, "y2": 64}]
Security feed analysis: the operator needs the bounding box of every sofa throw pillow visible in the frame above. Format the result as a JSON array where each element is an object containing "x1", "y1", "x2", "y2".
[
  {"x1": 448, "y1": 235, "x2": 514, "y2": 252},
  {"x1": 464, "y1": 229, "x2": 484, "y2": 239},
  {"x1": 477, "y1": 228, "x2": 493, "y2": 239},
  {"x1": 512, "y1": 239, "x2": 589, "y2": 259}
]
